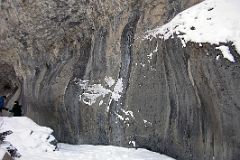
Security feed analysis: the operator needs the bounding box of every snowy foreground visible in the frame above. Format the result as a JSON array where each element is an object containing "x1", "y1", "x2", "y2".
[
  {"x1": 0, "y1": 117, "x2": 174, "y2": 160},
  {"x1": 145, "y1": 0, "x2": 240, "y2": 62}
]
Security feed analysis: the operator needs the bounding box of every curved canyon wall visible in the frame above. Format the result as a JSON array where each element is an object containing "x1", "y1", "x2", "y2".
[{"x1": 1, "y1": 0, "x2": 240, "y2": 160}]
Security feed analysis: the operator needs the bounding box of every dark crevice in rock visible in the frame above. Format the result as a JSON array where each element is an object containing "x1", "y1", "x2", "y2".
[
  {"x1": 109, "y1": 9, "x2": 140, "y2": 145},
  {"x1": 0, "y1": 62, "x2": 20, "y2": 100},
  {"x1": 73, "y1": 39, "x2": 92, "y2": 79}
]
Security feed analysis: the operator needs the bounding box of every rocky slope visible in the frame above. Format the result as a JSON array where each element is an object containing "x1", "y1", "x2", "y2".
[{"x1": 1, "y1": 0, "x2": 240, "y2": 160}]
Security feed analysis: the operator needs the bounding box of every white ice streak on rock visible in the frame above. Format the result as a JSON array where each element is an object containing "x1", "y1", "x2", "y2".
[
  {"x1": 215, "y1": 46, "x2": 235, "y2": 62},
  {"x1": 145, "y1": 0, "x2": 240, "y2": 54},
  {"x1": 115, "y1": 112, "x2": 125, "y2": 121},
  {"x1": 75, "y1": 79, "x2": 89, "y2": 89},
  {"x1": 140, "y1": 63, "x2": 145, "y2": 67},
  {"x1": 78, "y1": 78, "x2": 123, "y2": 106},
  {"x1": 99, "y1": 100, "x2": 103, "y2": 106},
  {"x1": 104, "y1": 76, "x2": 115, "y2": 87},
  {"x1": 115, "y1": 109, "x2": 135, "y2": 122},
  {"x1": 147, "y1": 52, "x2": 153, "y2": 60},
  {"x1": 121, "y1": 109, "x2": 134, "y2": 119},
  {"x1": 116, "y1": 109, "x2": 135, "y2": 125},
  {"x1": 106, "y1": 99, "x2": 112, "y2": 112},
  {"x1": 153, "y1": 43, "x2": 158, "y2": 53},
  {"x1": 81, "y1": 84, "x2": 109, "y2": 105},
  {"x1": 143, "y1": 119, "x2": 153, "y2": 126},
  {"x1": 112, "y1": 78, "x2": 123, "y2": 101},
  {"x1": 147, "y1": 43, "x2": 158, "y2": 62}
]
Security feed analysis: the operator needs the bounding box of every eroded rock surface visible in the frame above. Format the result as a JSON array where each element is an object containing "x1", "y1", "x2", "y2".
[{"x1": 1, "y1": 0, "x2": 240, "y2": 160}]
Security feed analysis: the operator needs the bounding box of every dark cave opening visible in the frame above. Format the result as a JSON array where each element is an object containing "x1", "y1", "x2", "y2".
[{"x1": 0, "y1": 62, "x2": 19, "y2": 97}]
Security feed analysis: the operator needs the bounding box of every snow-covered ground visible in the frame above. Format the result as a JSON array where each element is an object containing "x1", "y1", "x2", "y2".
[
  {"x1": 0, "y1": 149, "x2": 6, "y2": 160},
  {"x1": 145, "y1": 0, "x2": 240, "y2": 62},
  {"x1": 0, "y1": 117, "x2": 175, "y2": 160}
]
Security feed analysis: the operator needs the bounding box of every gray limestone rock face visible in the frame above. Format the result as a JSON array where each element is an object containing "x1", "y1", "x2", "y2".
[
  {"x1": 126, "y1": 38, "x2": 240, "y2": 160},
  {"x1": 1, "y1": 0, "x2": 240, "y2": 160}
]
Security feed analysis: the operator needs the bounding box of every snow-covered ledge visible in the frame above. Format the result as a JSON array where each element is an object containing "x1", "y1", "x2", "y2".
[{"x1": 145, "y1": 0, "x2": 240, "y2": 62}]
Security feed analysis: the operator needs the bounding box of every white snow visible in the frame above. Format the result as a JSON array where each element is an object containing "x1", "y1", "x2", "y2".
[
  {"x1": 0, "y1": 149, "x2": 6, "y2": 160},
  {"x1": 145, "y1": 0, "x2": 240, "y2": 58},
  {"x1": 215, "y1": 46, "x2": 235, "y2": 62},
  {"x1": 0, "y1": 117, "x2": 175, "y2": 160},
  {"x1": 57, "y1": 144, "x2": 174, "y2": 160},
  {"x1": 0, "y1": 117, "x2": 55, "y2": 154}
]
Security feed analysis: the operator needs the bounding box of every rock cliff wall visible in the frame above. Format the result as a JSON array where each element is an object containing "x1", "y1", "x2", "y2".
[{"x1": 1, "y1": 0, "x2": 240, "y2": 160}]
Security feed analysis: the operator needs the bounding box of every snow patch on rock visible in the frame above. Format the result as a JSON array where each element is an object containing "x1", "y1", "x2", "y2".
[
  {"x1": 104, "y1": 77, "x2": 115, "y2": 87},
  {"x1": 77, "y1": 78, "x2": 123, "y2": 106},
  {"x1": 121, "y1": 109, "x2": 134, "y2": 119},
  {"x1": 129, "y1": 141, "x2": 136, "y2": 147},
  {"x1": 112, "y1": 78, "x2": 123, "y2": 101},
  {"x1": 215, "y1": 46, "x2": 235, "y2": 62},
  {"x1": 145, "y1": 0, "x2": 240, "y2": 59},
  {"x1": 143, "y1": 119, "x2": 153, "y2": 127}
]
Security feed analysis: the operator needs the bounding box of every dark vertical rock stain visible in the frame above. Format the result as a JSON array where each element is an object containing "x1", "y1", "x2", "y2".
[
  {"x1": 109, "y1": 10, "x2": 140, "y2": 145},
  {"x1": 91, "y1": 27, "x2": 108, "y2": 80}
]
